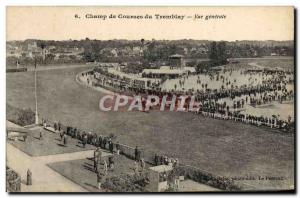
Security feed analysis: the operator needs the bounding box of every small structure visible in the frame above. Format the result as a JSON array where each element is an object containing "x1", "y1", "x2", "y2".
[
  {"x1": 6, "y1": 121, "x2": 30, "y2": 141},
  {"x1": 146, "y1": 165, "x2": 173, "y2": 192},
  {"x1": 169, "y1": 54, "x2": 185, "y2": 69}
]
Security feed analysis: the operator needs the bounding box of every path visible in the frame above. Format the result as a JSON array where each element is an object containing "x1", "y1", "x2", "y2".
[
  {"x1": 7, "y1": 143, "x2": 89, "y2": 192},
  {"x1": 36, "y1": 149, "x2": 112, "y2": 164}
]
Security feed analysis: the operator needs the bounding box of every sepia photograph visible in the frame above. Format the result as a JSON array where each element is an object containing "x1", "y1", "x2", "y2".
[{"x1": 5, "y1": 6, "x2": 295, "y2": 193}]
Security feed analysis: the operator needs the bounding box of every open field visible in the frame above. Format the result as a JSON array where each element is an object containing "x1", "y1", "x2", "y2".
[
  {"x1": 6, "y1": 64, "x2": 294, "y2": 190},
  {"x1": 229, "y1": 57, "x2": 294, "y2": 70}
]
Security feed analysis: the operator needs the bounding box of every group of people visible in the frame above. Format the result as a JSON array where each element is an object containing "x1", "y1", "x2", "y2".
[
  {"x1": 154, "y1": 154, "x2": 179, "y2": 167},
  {"x1": 88, "y1": 67, "x2": 295, "y2": 132},
  {"x1": 58, "y1": 126, "x2": 119, "y2": 152}
]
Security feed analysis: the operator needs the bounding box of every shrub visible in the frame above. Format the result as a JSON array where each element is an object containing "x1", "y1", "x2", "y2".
[
  {"x1": 102, "y1": 174, "x2": 149, "y2": 192},
  {"x1": 6, "y1": 104, "x2": 35, "y2": 126}
]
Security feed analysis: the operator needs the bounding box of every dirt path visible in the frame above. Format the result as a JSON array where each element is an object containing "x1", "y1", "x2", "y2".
[{"x1": 35, "y1": 149, "x2": 112, "y2": 164}]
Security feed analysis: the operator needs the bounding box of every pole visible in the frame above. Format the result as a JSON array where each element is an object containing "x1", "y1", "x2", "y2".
[{"x1": 34, "y1": 57, "x2": 39, "y2": 125}]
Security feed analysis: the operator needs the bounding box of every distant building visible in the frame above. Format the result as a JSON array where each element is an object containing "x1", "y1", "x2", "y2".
[
  {"x1": 142, "y1": 66, "x2": 188, "y2": 79},
  {"x1": 27, "y1": 41, "x2": 38, "y2": 51}
]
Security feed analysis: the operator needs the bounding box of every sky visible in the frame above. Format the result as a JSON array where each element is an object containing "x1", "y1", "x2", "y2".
[{"x1": 6, "y1": 6, "x2": 294, "y2": 41}]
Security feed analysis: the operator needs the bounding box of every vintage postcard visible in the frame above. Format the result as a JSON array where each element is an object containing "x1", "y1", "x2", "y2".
[{"x1": 6, "y1": 6, "x2": 295, "y2": 192}]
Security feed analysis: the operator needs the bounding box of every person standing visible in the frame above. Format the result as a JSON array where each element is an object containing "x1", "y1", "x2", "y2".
[
  {"x1": 94, "y1": 157, "x2": 98, "y2": 173},
  {"x1": 135, "y1": 146, "x2": 139, "y2": 161},
  {"x1": 58, "y1": 121, "x2": 61, "y2": 131},
  {"x1": 103, "y1": 160, "x2": 108, "y2": 176},
  {"x1": 27, "y1": 169, "x2": 32, "y2": 185},
  {"x1": 108, "y1": 156, "x2": 115, "y2": 171},
  {"x1": 82, "y1": 134, "x2": 87, "y2": 148},
  {"x1": 140, "y1": 158, "x2": 145, "y2": 172},
  {"x1": 116, "y1": 142, "x2": 120, "y2": 155},
  {"x1": 43, "y1": 119, "x2": 47, "y2": 127},
  {"x1": 99, "y1": 136, "x2": 103, "y2": 148},
  {"x1": 97, "y1": 150, "x2": 102, "y2": 164},
  {"x1": 88, "y1": 131, "x2": 92, "y2": 144},
  {"x1": 154, "y1": 154, "x2": 159, "y2": 166},
  {"x1": 103, "y1": 137, "x2": 107, "y2": 150},
  {"x1": 94, "y1": 147, "x2": 100, "y2": 159},
  {"x1": 54, "y1": 122, "x2": 57, "y2": 131},
  {"x1": 97, "y1": 172, "x2": 102, "y2": 190},
  {"x1": 133, "y1": 161, "x2": 139, "y2": 175},
  {"x1": 39, "y1": 131, "x2": 43, "y2": 140},
  {"x1": 96, "y1": 153, "x2": 102, "y2": 174},
  {"x1": 60, "y1": 131, "x2": 64, "y2": 141},
  {"x1": 109, "y1": 141, "x2": 114, "y2": 153},
  {"x1": 63, "y1": 134, "x2": 67, "y2": 146}
]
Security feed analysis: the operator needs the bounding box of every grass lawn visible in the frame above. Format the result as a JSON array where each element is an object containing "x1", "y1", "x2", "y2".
[
  {"x1": 48, "y1": 154, "x2": 150, "y2": 192},
  {"x1": 8, "y1": 127, "x2": 95, "y2": 156},
  {"x1": 6, "y1": 64, "x2": 294, "y2": 190}
]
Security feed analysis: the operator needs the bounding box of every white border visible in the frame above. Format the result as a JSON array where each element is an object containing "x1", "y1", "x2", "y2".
[{"x1": 1, "y1": 1, "x2": 299, "y2": 198}]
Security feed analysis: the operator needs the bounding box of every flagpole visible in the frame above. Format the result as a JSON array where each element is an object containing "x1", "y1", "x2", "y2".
[{"x1": 34, "y1": 57, "x2": 39, "y2": 125}]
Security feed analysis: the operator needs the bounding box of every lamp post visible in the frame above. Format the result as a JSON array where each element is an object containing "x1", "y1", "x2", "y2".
[{"x1": 34, "y1": 56, "x2": 39, "y2": 125}]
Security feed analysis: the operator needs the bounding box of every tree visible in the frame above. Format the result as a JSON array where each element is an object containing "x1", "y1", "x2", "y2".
[
  {"x1": 209, "y1": 41, "x2": 228, "y2": 66},
  {"x1": 209, "y1": 41, "x2": 218, "y2": 61}
]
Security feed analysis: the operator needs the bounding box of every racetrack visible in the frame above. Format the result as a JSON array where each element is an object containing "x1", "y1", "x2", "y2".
[{"x1": 6, "y1": 66, "x2": 294, "y2": 190}]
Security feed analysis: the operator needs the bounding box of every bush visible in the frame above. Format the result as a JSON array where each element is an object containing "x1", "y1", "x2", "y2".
[
  {"x1": 6, "y1": 104, "x2": 35, "y2": 126},
  {"x1": 102, "y1": 174, "x2": 148, "y2": 192}
]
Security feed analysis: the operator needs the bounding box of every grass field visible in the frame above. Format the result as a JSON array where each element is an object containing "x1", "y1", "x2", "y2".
[
  {"x1": 8, "y1": 127, "x2": 95, "y2": 156},
  {"x1": 229, "y1": 57, "x2": 294, "y2": 70},
  {"x1": 6, "y1": 65, "x2": 294, "y2": 190}
]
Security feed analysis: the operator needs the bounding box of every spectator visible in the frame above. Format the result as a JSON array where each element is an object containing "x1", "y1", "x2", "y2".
[
  {"x1": 116, "y1": 142, "x2": 120, "y2": 155},
  {"x1": 103, "y1": 160, "x2": 108, "y2": 175},
  {"x1": 109, "y1": 141, "x2": 114, "y2": 153},
  {"x1": 97, "y1": 172, "x2": 102, "y2": 190},
  {"x1": 135, "y1": 146, "x2": 139, "y2": 161},
  {"x1": 108, "y1": 156, "x2": 115, "y2": 171},
  {"x1": 27, "y1": 169, "x2": 32, "y2": 185},
  {"x1": 140, "y1": 158, "x2": 146, "y2": 172},
  {"x1": 63, "y1": 134, "x2": 68, "y2": 146}
]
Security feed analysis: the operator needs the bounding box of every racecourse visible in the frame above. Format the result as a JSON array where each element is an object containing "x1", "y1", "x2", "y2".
[{"x1": 6, "y1": 65, "x2": 294, "y2": 190}]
